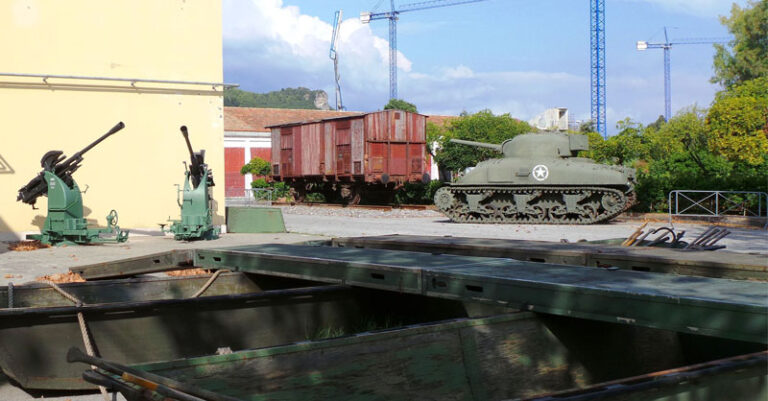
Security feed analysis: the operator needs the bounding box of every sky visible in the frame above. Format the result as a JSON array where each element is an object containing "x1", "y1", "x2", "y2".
[{"x1": 222, "y1": 0, "x2": 745, "y2": 134}]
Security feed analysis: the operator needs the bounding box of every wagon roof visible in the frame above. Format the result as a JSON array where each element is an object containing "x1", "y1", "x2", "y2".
[
  {"x1": 265, "y1": 110, "x2": 429, "y2": 129},
  {"x1": 224, "y1": 107, "x2": 361, "y2": 132}
]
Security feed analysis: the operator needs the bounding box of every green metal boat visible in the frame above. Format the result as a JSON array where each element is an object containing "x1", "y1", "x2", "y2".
[
  {"x1": 0, "y1": 271, "x2": 508, "y2": 390},
  {"x1": 72, "y1": 312, "x2": 767, "y2": 401}
]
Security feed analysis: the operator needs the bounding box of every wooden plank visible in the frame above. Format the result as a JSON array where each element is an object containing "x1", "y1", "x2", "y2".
[
  {"x1": 70, "y1": 249, "x2": 196, "y2": 280},
  {"x1": 330, "y1": 235, "x2": 767, "y2": 280},
  {"x1": 196, "y1": 244, "x2": 768, "y2": 344}
]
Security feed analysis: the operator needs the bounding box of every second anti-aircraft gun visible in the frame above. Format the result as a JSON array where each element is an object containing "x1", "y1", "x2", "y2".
[
  {"x1": 16, "y1": 122, "x2": 129, "y2": 245},
  {"x1": 434, "y1": 132, "x2": 636, "y2": 224},
  {"x1": 165, "y1": 126, "x2": 219, "y2": 240}
]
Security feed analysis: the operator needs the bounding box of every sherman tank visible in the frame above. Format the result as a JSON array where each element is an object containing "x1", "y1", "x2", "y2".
[{"x1": 434, "y1": 132, "x2": 636, "y2": 224}]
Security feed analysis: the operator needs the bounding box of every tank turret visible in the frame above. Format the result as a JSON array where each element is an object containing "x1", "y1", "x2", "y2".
[{"x1": 434, "y1": 132, "x2": 636, "y2": 224}]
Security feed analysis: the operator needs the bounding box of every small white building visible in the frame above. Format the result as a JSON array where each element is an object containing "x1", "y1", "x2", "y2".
[{"x1": 528, "y1": 108, "x2": 569, "y2": 131}]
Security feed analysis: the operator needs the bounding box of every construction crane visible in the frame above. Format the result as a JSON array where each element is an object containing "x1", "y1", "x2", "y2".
[
  {"x1": 361, "y1": 0, "x2": 487, "y2": 101},
  {"x1": 330, "y1": 10, "x2": 344, "y2": 111},
  {"x1": 590, "y1": 0, "x2": 606, "y2": 138},
  {"x1": 637, "y1": 27, "x2": 729, "y2": 121}
]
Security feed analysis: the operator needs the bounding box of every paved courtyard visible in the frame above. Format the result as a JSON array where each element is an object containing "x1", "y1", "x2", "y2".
[{"x1": 0, "y1": 206, "x2": 765, "y2": 400}]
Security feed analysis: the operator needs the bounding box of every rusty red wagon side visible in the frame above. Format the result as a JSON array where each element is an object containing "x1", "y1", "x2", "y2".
[{"x1": 269, "y1": 110, "x2": 430, "y2": 203}]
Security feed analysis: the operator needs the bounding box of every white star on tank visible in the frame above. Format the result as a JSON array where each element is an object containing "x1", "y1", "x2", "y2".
[{"x1": 532, "y1": 165, "x2": 549, "y2": 181}]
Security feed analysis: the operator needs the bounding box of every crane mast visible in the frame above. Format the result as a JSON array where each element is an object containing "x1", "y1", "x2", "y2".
[
  {"x1": 330, "y1": 10, "x2": 344, "y2": 110},
  {"x1": 361, "y1": 0, "x2": 487, "y2": 101},
  {"x1": 637, "y1": 27, "x2": 729, "y2": 121}
]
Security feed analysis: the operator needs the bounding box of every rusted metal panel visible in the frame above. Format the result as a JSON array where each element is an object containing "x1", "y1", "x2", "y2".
[
  {"x1": 270, "y1": 128, "x2": 281, "y2": 176},
  {"x1": 297, "y1": 123, "x2": 323, "y2": 176},
  {"x1": 410, "y1": 143, "x2": 424, "y2": 176},
  {"x1": 323, "y1": 122, "x2": 334, "y2": 175},
  {"x1": 392, "y1": 110, "x2": 407, "y2": 141},
  {"x1": 269, "y1": 111, "x2": 428, "y2": 185},
  {"x1": 365, "y1": 111, "x2": 387, "y2": 141},
  {"x1": 390, "y1": 143, "x2": 407, "y2": 175},
  {"x1": 350, "y1": 117, "x2": 365, "y2": 175}
]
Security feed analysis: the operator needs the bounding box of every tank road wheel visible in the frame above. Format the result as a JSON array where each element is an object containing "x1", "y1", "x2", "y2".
[
  {"x1": 434, "y1": 187, "x2": 457, "y2": 212},
  {"x1": 527, "y1": 204, "x2": 547, "y2": 223},
  {"x1": 579, "y1": 202, "x2": 600, "y2": 222},
  {"x1": 548, "y1": 204, "x2": 568, "y2": 224},
  {"x1": 601, "y1": 192, "x2": 623, "y2": 213}
]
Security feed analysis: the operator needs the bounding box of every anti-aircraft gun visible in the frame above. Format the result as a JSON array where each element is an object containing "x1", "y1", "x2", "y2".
[
  {"x1": 165, "y1": 126, "x2": 219, "y2": 240},
  {"x1": 16, "y1": 122, "x2": 129, "y2": 245},
  {"x1": 434, "y1": 132, "x2": 636, "y2": 224}
]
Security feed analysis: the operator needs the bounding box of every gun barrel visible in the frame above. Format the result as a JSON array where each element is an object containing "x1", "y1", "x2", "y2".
[
  {"x1": 450, "y1": 139, "x2": 503, "y2": 152},
  {"x1": 77, "y1": 121, "x2": 125, "y2": 157},
  {"x1": 59, "y1": 121, "x2": 125, "y2": 169},
  {"x1": 180, "y1": 125, "x2": 196, "y2": 162}
]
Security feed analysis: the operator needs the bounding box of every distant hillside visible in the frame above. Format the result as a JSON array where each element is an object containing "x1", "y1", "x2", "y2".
[{"x1": 224, "y1": 87, "x2": 330, "y2": 110}]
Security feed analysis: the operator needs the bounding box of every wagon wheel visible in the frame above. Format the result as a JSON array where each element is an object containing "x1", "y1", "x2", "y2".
[{"x1": 292, "y1": 186, "x2": 307, "y2": 203}]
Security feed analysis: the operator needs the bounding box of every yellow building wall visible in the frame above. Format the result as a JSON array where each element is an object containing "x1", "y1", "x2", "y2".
[{"x1": 0, "y1": 0, "x2": 224, "y2": 239}]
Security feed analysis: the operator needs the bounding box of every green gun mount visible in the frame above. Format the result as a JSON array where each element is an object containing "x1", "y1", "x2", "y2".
[
  {"x1": 16, "y1": 122, "x2": 129, "y2": 245},
  {"x1": 165, "y1": 126, "x2": 219, "y2": 241}
]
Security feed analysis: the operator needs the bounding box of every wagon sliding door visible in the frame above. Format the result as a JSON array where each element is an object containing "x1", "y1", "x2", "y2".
[{"x1": 336, "y1": 121, "x2": 352, "y2": 175}]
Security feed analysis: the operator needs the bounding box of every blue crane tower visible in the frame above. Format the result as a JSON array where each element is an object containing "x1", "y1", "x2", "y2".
[
  {"x1": 361, "y1": 0, "x2": 488, "y2": 100},
  {"x1": 637, "y1": 27, "x2": 729, "y2": 121},
  {"x1": 590, "y1": 0, "x2": 606, "y2": 138}
]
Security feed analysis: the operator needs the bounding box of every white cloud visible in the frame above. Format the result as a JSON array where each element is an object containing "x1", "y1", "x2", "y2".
[
  {"x1": 221, "y1": 0, "x2": 721, "y2": 135},
  {"x1": 223, "y1": 0, "x2": 410, "y2": 97},
  {"x1": 621, "y1": 0, "x2": 744, "y2": 18}
]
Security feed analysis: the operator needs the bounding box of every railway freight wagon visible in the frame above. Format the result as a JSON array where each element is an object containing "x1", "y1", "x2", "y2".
[{"x1": 269, "y1": 110, "x2": 430, "y2": 204}]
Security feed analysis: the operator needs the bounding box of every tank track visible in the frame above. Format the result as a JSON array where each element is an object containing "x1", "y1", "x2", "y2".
[{"x1": 434, "y1": 186, "x2": 634, "y2": 225}]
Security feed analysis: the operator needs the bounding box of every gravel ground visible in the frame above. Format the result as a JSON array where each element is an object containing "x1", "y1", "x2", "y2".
[
  {"x1": 280, "y1": 206, "x2": 768, "y2": 254},
  {"x1": 278, "y1": 205, "x2": 442, "y2": 218},
  {"x1": 1, "y1": 206, "x2": 765, "y2": 400}
]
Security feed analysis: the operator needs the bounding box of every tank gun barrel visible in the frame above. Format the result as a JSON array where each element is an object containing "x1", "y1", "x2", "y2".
[
  {"x1": 16, "y1": 121, "x2": 125, "y2": 206},
  {"x1": 450, "y1": 139, "x2": 502, "y2": 152}
]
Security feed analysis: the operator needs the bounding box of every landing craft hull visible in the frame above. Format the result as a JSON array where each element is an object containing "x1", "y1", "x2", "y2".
[{"x1": 84, "y1": 313, "x2": 767, "y2": 401}]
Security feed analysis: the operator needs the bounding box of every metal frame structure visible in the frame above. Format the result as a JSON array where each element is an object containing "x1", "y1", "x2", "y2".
[
  {"x1": 0, "y1": 72, "x2": 238, "y2": 89},
  {"x1": 668, "y1": 190, "x2": 768, "y2": 227}
]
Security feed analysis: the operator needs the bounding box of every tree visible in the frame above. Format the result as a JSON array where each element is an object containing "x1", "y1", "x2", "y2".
[
  {"x1": 590, "y1": 118, "x2": 645, "y2": 165},
  {"x1": 224, "y1": 87, "x2": 326, "y2": 109},
  {"x1": 578, "y1": 120, "x2": 595, "y2": 134},
  {"x1": 644, "y1": 107, "x2": 708, "y2": 162},
  {"x1": 711, "y1": 1, "x2": 768, "y2": 88},
  {"x1": 240, "y1": 157, "x2": 271, "y2": 176},
  {"x1": 706, "y1": 82, "x2": 768, "y2": 165},
  {"x1": 433, "y1": 110, "x2": 531, "y2": 172},
  {"x1": 383, "y1": 99, "x2": 417, "y2": 113}
]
